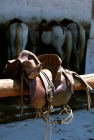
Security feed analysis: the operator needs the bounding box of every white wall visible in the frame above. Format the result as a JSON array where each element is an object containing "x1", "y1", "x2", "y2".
[{"x1": 0, "y1": 0, "x2": 92, "y2": 24}]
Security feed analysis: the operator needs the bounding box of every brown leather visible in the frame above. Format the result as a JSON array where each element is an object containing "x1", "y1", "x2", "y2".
[
  {"x1": 22, "y1": 60, "x2": 40, "y2": 79},
  {"x1": 4, "y1": 50, "x2": 42, "y2": 79},
  {"x1": 5, "y1": 18, "x2": 23, "y2": 32},
  {"x1": 38, "y1": 54, "x2": 62, "y2": 80},
  {"x1": 35, "y1": 20, "x2": 59, "y2": 32},
  {"x1": 3, "y1": 59, "x2": 22, "y2": 79},
  {"x1": 18, "y1": 50, "x2": 41, "y2": 65},
  {"x1": 3, "y1": 50, "x2": 91, "y2": 112}
]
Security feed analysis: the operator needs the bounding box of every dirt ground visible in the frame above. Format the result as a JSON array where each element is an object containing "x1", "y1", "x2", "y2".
[
  {"x1": 0, "y1": 108, "x2": 94, "y2": 140},
  {"x1": 0, "y1": 91, "x2": 94, "y2": 140}
]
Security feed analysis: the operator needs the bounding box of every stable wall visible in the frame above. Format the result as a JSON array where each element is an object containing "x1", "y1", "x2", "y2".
[
  {"x1": 0, "y1": 0, "x2": 92, "y2": 24},
  {"x1": 0, "y1": 0, "x2": 92, "y2": 77}
]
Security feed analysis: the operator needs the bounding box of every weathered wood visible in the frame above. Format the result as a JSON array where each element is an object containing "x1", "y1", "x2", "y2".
[
  {"x1": 73, "y1": 74, "x2": 94, "y2": 90},
  {"x1": 0, "y1": 79, "x2": 29, "y2": 97},
  {"x1": 0, "y1": 74, "x2": 94, "y2": 98}
]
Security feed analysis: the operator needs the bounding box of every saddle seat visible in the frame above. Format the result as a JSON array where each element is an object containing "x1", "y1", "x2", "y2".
[{"x1": 37, "y1": 54, "x2": 62, "y2": 81}]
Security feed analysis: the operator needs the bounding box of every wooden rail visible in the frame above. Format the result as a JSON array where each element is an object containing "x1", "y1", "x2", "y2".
[{"x1": 0, "y1": 74, "x2": 94, "y2": 98}]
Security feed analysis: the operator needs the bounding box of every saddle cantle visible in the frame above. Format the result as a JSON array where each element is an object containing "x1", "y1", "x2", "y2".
[
  {"x1": 60, "y1": 18, "x2": 76, "y2": 27},
  {"x1": 38, "y1": 54, "x2": 75, "y2": 96},
  {"x1": 37, "y1": 54, "x2": 62, "y2": 81},
  {"x1": 5, "y1": 18, "x2": 23, "y2": 32},
  {"x1": 35, "y1": 19, "x2": 59, "y2": 32}
]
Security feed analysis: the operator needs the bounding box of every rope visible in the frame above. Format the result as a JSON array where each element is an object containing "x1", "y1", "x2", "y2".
[
  {"x1": 44, "y1": 109, "x2": 52, "y2": 140},
  {"x1": 40, "y1": 71, "x2": 54, "y2": 104},
  {"x1": 20, "y1": 72, "x2": 24, "y2": 116},
  {"x1": 59, "y1": 105, "x2": 74, "y2": 124},
  {"x1": 53, "y1": 105, "x2": 74, "y2": 124}
]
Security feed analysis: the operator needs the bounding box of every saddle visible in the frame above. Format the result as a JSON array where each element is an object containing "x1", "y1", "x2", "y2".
[
  {"x1": 60, "y1": 18, "x2": 79, "y2": 29},
  {"x1": 3, "y1": 50, "x2": 73, "y2": 107},
  {"x1": 36, "y1": 19, "x2": 66, "y2": 41},
  {"x1": 5, "y1": 18, "x2": 23, "y2": 32},
  {"x1": 35, "y1": 20, "x2": 60, "y2": 40},
  {"x1": 3, "y1": 50, "x2": 91, "y2": 117},
  {"x1": 35, "y1": 19, "x2": 59, "y2": 32}
]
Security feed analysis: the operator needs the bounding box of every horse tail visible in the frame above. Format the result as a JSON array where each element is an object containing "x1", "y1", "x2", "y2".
[
  {"x1": 78, "y1": 25, "x2": 86, "y2": 64},
  {"x1": 15, "y1": 23, "x2": 23, "y2": 57}
]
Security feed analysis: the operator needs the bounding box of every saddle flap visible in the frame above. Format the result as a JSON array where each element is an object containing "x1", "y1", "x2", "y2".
[
  {"x1": 22, "y1": 60, "x2": 40, "y2": 79},
  {"x1": 3, "y1": 59, "x2": 22, "y2": 79}
]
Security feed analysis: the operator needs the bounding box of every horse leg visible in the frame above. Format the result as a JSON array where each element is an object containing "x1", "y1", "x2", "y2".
[
  {"x1": 52, "y1": 36, "x2": 65, "y2": 61},
  {"x1": 7, "y1": 45, "x2": 11, "y2": 60},
  {"x1": 10, "y1": 35, "x2": 16, "y2": 59},
  {"x1": 9, "y1": 27, "x2": 16, "y2": 59},
  {"x1": 72, "y1": 39, "x2": 80, "y2": 72},
  {"x1": 31, "y1": 44, "x2": 38, "y2": 54},
  {"x1": 21, "y1": 36, "x2": 28, "y2": 52},
  {"x1": 65, "y1": 30, "x2": 72, "y2": 69},
  {"x1": 78, "y1": 25, "x2": 86, "y2": 65},
  {"x1": 54, "y1": 44, "x2": 65, "y2": 61},
  {"x1": 11, "y1": 45, "x2": 16, "y2": 59},
  {"x1": 71, "y1": 27, "x2": 80, "y2": 72},
  {"x1": 21, "y1": 25, "x2": 28, "y2": 51},
  {"x1": 16, "y1": 24, "x2": 28, "y2": 57}
]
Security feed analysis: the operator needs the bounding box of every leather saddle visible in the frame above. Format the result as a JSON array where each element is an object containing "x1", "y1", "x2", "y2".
[
  {"x1": 35, "y1": 19, "x2": 66, "y2": 40},
  {"x1": 35, "y1": 19, "x2": 59, "y2": 32},
  {"x1": 60, "y1": 18, "x2": 79, "y2": 29},
  {"x1": 3, "y1": 50, "x2": 91, "y2": 113},
  {"x1": 5, "y1": 18, "x2": 23, "y2": 32}
]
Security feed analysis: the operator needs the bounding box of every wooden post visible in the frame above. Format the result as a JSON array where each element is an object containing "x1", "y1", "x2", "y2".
[
  {"x1": 0, "y1": 79, "x2": 29, "y2": 97},
  {"x1": 73, "y1": 74, "x2": 94, "y2": 90},
  {"x1": 0, "y1": 74, "x2": 94, "y2": 98}
]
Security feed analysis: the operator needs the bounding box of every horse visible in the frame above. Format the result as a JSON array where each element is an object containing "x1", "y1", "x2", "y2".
[
  {"x1": 4, "y1": 50, "x2": 91, "y2": 124},
  {"x1": 26, "y1": 19, "x2": 72, "y2": 69},
  {"x1": 60, "y1": 18, "x2": 86, "y2": 72},
  {"x1": 3, "y1": 18, "x2": 28, "y2": 60}
]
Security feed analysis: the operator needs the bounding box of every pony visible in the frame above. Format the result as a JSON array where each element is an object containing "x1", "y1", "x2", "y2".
[
  {"x1": 4, "y1": 50, "x2": 91, "y2": 124},
  {"x1": 26, "y1": 19, "x2": 72, "y2": 69},
  {"x1": 3, "y1": 18, "x2": 28, "y2": 60},
  {"x1": 60, "y1": 18, "x2": 86, "y2": 72}
]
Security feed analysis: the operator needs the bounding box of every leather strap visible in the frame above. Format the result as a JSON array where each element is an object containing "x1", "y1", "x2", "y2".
[
  {"x1": 39, "y1": 70, "x2": 54, "y2": 104},
  {"x1": 39, "y1": 71, "x2": 49, "y2": 94}
]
